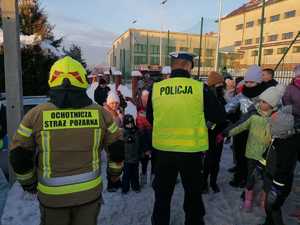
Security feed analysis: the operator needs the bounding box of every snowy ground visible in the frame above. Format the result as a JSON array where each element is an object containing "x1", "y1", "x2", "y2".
[{"x1": 2, "y1": 144, "x2": 300, "y2": 225}]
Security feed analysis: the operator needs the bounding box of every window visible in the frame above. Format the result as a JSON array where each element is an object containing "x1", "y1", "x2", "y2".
[
  {"x1": 257, "y1": 18, "x2": 266, "y2": 25},
  {"x1": 236, "y1": 24, "x2": 244, "y2": 30},
  {"x1": 204, "y1": 59, "x2": 214, "y2": 67},
  {"x1": 134, "y1": 44, "x2": 146, "y2": 53},
  {"x1": 234, "y1": 41, "x2": 242, "y2": 46},
  {"x1": 264, "y1": 49, "x2": 273, "y2": 55},
  {"x1": 268, "y1": 34, "x2": 278, "y2": 42},
  {"x1": 277, "y1": 47, "x2": 288, "y2": 54},
  {"x1": 251, "y1": 50, "x2": 258, "y2": 56},
  {"x1": 205, "y1": 49, "x2": 214, "y2": 57},
  {"x1": 179, "y1": 47, "x2": 188, "y2": 52},
  {"x1": 134, "y1": 56, "x2": 147, "y2": 65},
  {"x1": 256, "y1": 37, "x2": 264, "y2": 44},
  {"x1": 245, "y1": 39, "x2": 253, "y2": 45},
  {"x1": 293, "y1": 46, "x2": 300, "y2": 53},
  {"x1": 168, "y1": 46, "x2": 176, "y2": 53},
  {"x1": 270, "y1": 14, "x2": 280, "y2": 22},
  {"x1": 282, "y1": 32, "x2": 294, "y2": 40},
  {"x1": 193, "y1": 48, "x2": 200, "y2": 55},
  {"x1": 150, "y1": 56, "x2": 159, "y2": 65},
  {"x1": 284, "y1": 10, "x2": 296, "y2": 19},
  {"x1": 246, "y1": 21, "x2": 254, "y2": 28},
  {"x1": 150, "y1": 45, "x2": 160, "y2": 54}
]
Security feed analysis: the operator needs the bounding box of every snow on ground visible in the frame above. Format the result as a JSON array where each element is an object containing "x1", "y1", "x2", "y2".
[{"x1": 2, "y1": 144, "x2": 300, "y2": 225}]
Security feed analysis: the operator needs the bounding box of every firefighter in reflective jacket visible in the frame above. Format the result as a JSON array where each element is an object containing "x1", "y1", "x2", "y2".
[
  {"x1": 9, "y1": 56, "x2": 122, "y2": 225},
  {"x1": 147, "y1": 52, "x2": 226, "y2": 225}
]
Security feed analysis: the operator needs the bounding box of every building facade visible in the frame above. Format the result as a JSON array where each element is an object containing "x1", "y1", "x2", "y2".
[
  {"x1": 107, "y1": 29, "x2": 217, "y2": 76},
  {"x1": 220, "y1": 0, "x2": 300, "y2": 70}
]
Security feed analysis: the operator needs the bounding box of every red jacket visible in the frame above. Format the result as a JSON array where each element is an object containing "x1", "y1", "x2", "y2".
[{"x1": 136, "y1": 107, "x2": 152, "y2": 130}]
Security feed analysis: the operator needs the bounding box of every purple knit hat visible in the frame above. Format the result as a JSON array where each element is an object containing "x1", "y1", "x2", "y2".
[{"x1": 244, "y1": 65, "x2": 262, "y2": 83}]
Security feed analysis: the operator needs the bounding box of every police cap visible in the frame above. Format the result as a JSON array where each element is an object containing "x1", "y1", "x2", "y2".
[{"x1": 169, "y1": 52, "x2": 196, "y2": 68}]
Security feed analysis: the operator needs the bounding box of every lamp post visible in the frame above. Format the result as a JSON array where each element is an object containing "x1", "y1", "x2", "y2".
[
  {"x1": 214, "y1": 0, "x2": 223, "y2": 72},
  {"x1": 131, "y1": 19, "x2": 138, "y2": 71},
  {"x1": 160, "y1": 0, "x2": 168, "y2": 66},
  {"x1": 258, "y1": 0, "x2": 266, "y2": 66}
]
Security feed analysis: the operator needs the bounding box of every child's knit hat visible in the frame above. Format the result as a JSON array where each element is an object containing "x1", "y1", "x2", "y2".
[{"x1": 259, "y1": 86, "x2": 282, "y2": 108}]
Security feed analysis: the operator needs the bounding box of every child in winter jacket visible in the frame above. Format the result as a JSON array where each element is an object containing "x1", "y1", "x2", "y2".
[
  {"x1": 136, "y1": 90, "x2": 154, "y2": 186},
  {"x1": 223, "y1": 86, "x2": 282, "y2": 212},
  {"x1": 202, "y1": 71, "x2": 227, "y2": 193},
  {"x1": 122, "y1": 114, "x2": 142, "y2": 194},
  {"x1": 283, "y1": 64, "x2": 300, "y2": 131},
  {"x1": 224, "y1": 79, "x2": 236, "y2": 103},
  {"x1": 262, "y1": 105, "x2": 299, "y2": 225},
  {"x1": 225, "y1": 65, "x2": 265, "y2": 188},
  {"x1": 104, "y1": 91, "x2": 124, "y2": 192}
]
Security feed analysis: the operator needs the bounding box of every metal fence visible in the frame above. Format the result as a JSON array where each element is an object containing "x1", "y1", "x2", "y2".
[{"x1": 197, "y1": 69, "x2": 295, "y2": 85}]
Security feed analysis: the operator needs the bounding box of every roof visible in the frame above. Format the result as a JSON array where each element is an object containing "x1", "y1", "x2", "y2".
[{"x1": 222, "y1": 0, "x2": 285, "y2": 20}]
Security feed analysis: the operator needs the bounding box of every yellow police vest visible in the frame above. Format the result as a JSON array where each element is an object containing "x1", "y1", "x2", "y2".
[{"x1": 152, "y1": 77, "x2": 209, "y2": 152}]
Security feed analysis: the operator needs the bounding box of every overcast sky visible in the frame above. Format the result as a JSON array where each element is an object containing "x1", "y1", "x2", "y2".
[{"x1": 41, "y1": 0, "x2": 246, "y2": 66}]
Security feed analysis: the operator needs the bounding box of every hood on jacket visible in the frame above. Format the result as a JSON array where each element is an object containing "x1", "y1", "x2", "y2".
[{"x1": 49, "y1": 89, "x2": 92, "y2": 109}]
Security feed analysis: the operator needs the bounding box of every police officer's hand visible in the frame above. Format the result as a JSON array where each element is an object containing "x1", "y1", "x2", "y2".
[{"x1": 22, "y1": 182, "x2": 37, "y2": 194}]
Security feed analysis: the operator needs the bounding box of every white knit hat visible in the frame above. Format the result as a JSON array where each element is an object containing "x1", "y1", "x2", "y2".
[
  {"x1": 106, "y1": 91, "x2": 120, "y2": 104},
  {"x1": 244, "y1": 65, "x2": 262, "y2": 83},
  {"x1": 113, "y1": 70, "x2": 122, "y2": 76},
  {"x1": 161, "y1": 66, "x2": 171, "y2": 75},
  {"x1": 131, "y1": 70, "x2": 143, "y2": 77},
  {"x1": 259, "y1": 87, "x2": 282, "y2": 108}
]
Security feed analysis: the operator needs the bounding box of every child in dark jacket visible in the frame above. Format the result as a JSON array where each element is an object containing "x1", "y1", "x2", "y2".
[
  {"x1": 262, "y1": 106, "x2": 298, "y2": 225},
  {"x1": 122, "y1": 114, "x2": 142, "y2": 194},
  {"x1": 225, "y1": 65, "x2": 265, "y2": 188},
  {"x1": 202, "y1": 71, "x2": 227, "y2": 193},
  {"x1": 136, "y1": 89, "x2": 154, "y2": 186}
]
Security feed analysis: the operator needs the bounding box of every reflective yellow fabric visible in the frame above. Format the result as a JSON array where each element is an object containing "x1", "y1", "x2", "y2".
[
  {"x1": 15, "y1": 170, "x2": 35, "y2": 181},
  {"x1": 41, "y1": 131, "x2": 51, "y2": 178},
  {"x1": 0, "y1": 139, "x2": 3, "y2": 150},
  {"x1": 92, "y1": 129, "x2": 101, "y2": 171},
  {"x1": 152, "y1": 77, "x2": 208, "y2": 152},
  {"x1": 42, "y1": 110, "x2": 100, "y2": 130},
  {"x1": 48, "y1": 56, "x2": 88, "y2": 89},
  {"x1": 107, "y1": 122, "x2": 118, "y2": 134},
  {"x1": 17, "y1": 124, "x2": 33, "y2": 138},
  {"x1": 37, "y1": 177, "x2": 102, "y2": 195}
]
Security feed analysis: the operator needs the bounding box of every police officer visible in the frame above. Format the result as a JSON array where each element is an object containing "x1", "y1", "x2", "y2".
[
  {"x1": 9, "y1": 57, "x2": 121, "y2": 225},
  {"x1": 147, "y1": 52, "x2": 226, "y2": 225}
]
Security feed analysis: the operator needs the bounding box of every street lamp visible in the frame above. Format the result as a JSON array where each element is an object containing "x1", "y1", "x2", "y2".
[
  {"x1": 131, "y1": 19, "x2": 138, "y2": 70},
  {"x1": 160, "y1": 0, "x2": 168, "y2": 66},
  {"x1": 215, "y1": 0, "x2": 223, "y2": 71}
]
